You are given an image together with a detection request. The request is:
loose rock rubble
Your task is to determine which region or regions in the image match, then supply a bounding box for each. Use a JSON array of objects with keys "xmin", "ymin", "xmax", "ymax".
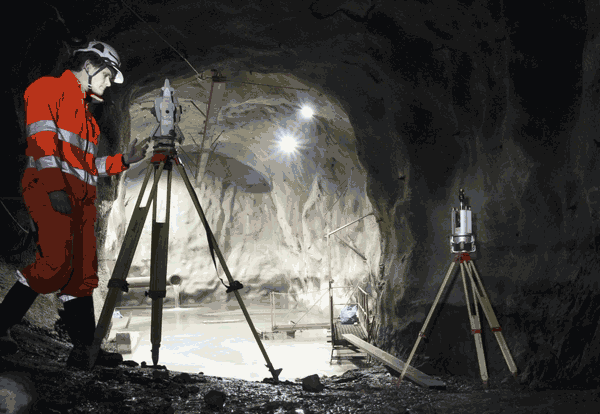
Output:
[
  {"xmin": 1, "ymin": 323, "xmax": 599, "ymax": 413},
  {"xmin": 302, "ymin": 374, "xmax": 325, "ymax": 392}
]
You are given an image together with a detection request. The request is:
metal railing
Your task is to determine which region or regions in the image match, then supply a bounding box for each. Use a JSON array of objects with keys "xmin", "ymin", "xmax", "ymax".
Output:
[
  {"xmin": 329, "ymin": 281, "xmax": 373, "ymax": 341},
  {"xmin": 356, "ymin": 286, "xmax": 370, "ymax": 339},
  {"xmin": 270, "ymin": 289, "xmax": 330, "ymax": 331}
]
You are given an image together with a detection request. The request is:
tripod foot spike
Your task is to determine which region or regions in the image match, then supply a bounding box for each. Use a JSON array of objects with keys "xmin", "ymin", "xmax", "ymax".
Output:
[
  {"xmin": 270, "ymin": 368, "xmax": 282, "ymax": 383},
  {"xmin": 87, "ymin": 340, "xmax": 102, "ymax": 370},
  {"xmin": 152, "ymin": 347, "xmax": 159, "ymax": 367}
]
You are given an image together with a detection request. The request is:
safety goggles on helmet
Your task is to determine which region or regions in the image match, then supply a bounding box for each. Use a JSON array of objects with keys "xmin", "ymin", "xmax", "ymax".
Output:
[{"xmin": 73, "ymin": 41, "xmax": 124, "ymax": 83}]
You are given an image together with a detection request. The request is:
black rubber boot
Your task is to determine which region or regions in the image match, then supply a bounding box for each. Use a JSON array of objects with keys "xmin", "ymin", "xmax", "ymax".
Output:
[
  {"xmin": 0, "ymin": 281, "xmax": 39, "ymax": 356},
  {"xmin": 62, "ymin": 296, "xmax": 123, "ymax": 369}
]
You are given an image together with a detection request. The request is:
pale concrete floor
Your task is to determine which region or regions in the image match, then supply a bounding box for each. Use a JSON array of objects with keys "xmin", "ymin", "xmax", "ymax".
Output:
[{"xmin": 114, "ymin": 306, "xmax": 366, "ymax": 382}]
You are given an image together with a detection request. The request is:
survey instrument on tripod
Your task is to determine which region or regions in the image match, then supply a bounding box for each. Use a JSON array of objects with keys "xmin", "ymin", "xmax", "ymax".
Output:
[
  {"xmin": 87, "ymin": 79, "xmax": 282, "ymax": 382},
  {"xmin": 397, "ymin": 189, "xmax": 517, "ymax": 387}
]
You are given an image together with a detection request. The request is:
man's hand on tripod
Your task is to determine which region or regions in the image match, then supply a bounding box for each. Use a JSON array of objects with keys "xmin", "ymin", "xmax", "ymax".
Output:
[
  {"xmin": 124, "ymin": 137, "xmax": 151, "ymax": 165},
  {"xmin": 48, "ymin": 190, "xmax": 72, "ymax": 214}
]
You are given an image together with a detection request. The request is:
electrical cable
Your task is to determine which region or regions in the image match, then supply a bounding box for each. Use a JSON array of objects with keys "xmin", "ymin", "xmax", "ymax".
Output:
[
  {"xmin": 0, "ymin": 199, "xmax": 38, "ymax": 256},
  {"xmin": 174, "ymin": 144, "xmax": 199, "ymax": 179},
  {"xmin": 275, "ymin": 288, "xmax": 329, "ymax": 328},
  {"xmin": 287, "ymin": 289, "xmax": 329, "ymax": 328},
  {"xmin": 122, "ymin": 0, "xmax": 311, "ymax": 97},
  {"xmin": 121, "ymin": 1, "xmax": 205, "ymax": 83},
  {"xmin": 227, "ymin": 80, "xmax": 310, "ymax": 91},
  {"xmin": 188, "ymin": 100, "xmax": 207, "ymax": 118},
  {"xmin": 0, "ymin": 199, "xmax": 29, "ymax": 234},
  {"xmin": 211, "ymin": 131, "xmax": 224, "ymax": 150},
  {"xmin": 327, "ymin": 167, "xmax": 354, "ymax": 214}
]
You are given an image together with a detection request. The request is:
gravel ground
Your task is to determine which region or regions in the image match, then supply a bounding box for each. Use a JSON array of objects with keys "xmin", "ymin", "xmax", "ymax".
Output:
[{"xmin": 1, "ymin": 322, "xmax": 600, "ymax": 413}]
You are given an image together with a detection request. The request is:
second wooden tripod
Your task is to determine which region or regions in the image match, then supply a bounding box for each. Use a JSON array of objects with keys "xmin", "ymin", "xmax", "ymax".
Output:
[{"xmin": 398, "ymin": 252, "xmax": 518, "ymax": 387}]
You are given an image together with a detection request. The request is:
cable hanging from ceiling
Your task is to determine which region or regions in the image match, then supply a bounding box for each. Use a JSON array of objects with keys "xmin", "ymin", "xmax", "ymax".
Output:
[
  {"xmin": 121, "ymin": 0, "xmax": 311, "ymax": 92},
  {"xmin": 121, "ymin": 0, "xmax": 205, "ymax": 84}
]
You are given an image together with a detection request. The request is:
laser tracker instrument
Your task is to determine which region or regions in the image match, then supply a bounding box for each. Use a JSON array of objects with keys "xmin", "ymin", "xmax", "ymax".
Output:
[
  {"xmin": 397, "ymin": 189, "xmax": 517, "ymax": 388},
  {"xmin": 88, "ymin": 78, "xmax": 282, "ymax": 382},
  {"xmin": 450, "ymin": 189, "xmax": 475, "ymax": 254}
]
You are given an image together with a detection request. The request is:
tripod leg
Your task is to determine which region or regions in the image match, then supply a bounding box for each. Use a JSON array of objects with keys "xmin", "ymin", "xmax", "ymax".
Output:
[
  {"xmin": 174, "ymin": 161, "xmax": 282, "ymax": 383},
  {"xmin": 466, "ymin": 261, "xmax": 518, "ymax": 378},
  {"xmin": 398, "ymin": 260, "xmax": 457, "ymax": 384},
  {"xmin": 460, "ymin": 262, "xmax": 489, "ymax": 387},
  {"xmin": 88, "ymin": 161, "xmax": 167, "ymax": 369},
  {"xmin": 149, "ymin": 167, "xmax": 172, "ymax": 365}
]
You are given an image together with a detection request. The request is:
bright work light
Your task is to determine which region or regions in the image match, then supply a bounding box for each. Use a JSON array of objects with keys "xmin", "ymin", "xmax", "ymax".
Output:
[
  {"xmin": 279, "ymin": 135, "xmax": 298, "ymax": 153},
  {"xmin": 300, "ymin": 106, "xmax": 314, "ymax": 118}
]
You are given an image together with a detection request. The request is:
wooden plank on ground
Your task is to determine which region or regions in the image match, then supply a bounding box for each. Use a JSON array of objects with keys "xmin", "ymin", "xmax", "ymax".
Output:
[{"xmin": 342, "ymin": 334, "xmax": 446, "ymax": 389}]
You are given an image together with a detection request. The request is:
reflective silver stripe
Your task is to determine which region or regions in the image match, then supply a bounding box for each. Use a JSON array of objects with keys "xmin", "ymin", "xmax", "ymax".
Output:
[
  {"xmin": 35, "ymin": 155, "xmax": 60, "ymax": 169},
  {"xmin": 62, "ymin": 159, "xmax": 98, "ymax": 186},
  {"xmin": 26, "ymin": 155, "xmax": 97, "ymax": 186},
  {"xmin": 95, "ymin": 156, "xmax": 108, "ymax": 177},
  {"xmin": 58, "ymin": 294, "xmax": 78, "ymax": 303},
  {"xmin": 26, "ymin": 120, "xmax": 98, "ymax": 157},
  {"xmin": 16, "ymin": 270, "xmax": 29, "ymax": 287}
]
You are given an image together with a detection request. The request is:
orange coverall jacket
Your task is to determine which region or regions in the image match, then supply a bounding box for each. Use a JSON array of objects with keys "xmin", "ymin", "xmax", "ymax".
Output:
[{"xmin": 20, "ymin": 70, "xmax": 129, "ymax": 296}]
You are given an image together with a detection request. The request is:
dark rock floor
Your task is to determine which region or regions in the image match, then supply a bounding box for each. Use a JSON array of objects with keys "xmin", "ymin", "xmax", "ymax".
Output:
[{"xmin": 1, "ymin": 322, "xmax": 599, "ymax": 414}]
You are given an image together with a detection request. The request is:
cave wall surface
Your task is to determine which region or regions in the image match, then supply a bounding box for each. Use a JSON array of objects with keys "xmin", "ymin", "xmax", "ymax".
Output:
[
  {"xmin": 1, "ymin": 0, "xmax": 600, "ymax": 388},
  {"xmin": 102, "ymin": 72, "xmax": 377, "ymax": 312}
]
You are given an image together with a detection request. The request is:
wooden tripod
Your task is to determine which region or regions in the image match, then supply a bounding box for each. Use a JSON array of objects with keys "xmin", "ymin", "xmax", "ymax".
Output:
[
  {"xmin": 87, "ymin": 144, "xmax": 282, "ymax": 382},
  {"xmin": 398, "ymin": 252, "xmax": 517, "ymax": 387}
]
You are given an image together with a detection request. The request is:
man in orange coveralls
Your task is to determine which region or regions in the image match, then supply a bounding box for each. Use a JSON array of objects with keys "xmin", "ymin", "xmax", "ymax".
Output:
[{"xmin": 0, "ymin": 41, "xmax": 150, "ymax": 369}]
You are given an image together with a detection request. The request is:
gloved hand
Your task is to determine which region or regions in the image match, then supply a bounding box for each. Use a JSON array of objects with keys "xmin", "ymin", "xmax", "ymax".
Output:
[
  {"xmin": 48, "ymin": 190, "xmax": 72, "ymax": 214},
  {"xmin": 123, "ymin": 137, "xmax": 151, "ymax": 165}
]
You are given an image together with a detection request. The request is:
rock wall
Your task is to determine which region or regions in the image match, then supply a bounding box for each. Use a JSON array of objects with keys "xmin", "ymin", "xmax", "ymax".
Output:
[
  {"xmin": 103, "ymin": 146, "xmax": 376, "ymax": 310},
  {"xmin": 368, "ymin": 2, "xmax": 600, "ymax": 389}
]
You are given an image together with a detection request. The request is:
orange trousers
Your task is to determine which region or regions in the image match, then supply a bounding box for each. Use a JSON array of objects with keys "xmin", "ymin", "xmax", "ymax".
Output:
[{"xmin": 20, "ymin": 183, "xmax": 98, "ymax": 297}]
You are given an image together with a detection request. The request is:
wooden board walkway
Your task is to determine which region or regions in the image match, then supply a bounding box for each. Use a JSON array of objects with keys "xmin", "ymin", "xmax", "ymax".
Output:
[
  {"xmin": 273, "ymin": 322, "xmax": 330, "ymax": 331},
  {"xmin": 342, "ymin": 334, "xmax": 446, "ymax": 389},
  {"xmin": 333, "ymin": 320, "xmax": 367, "ymax": 344}
]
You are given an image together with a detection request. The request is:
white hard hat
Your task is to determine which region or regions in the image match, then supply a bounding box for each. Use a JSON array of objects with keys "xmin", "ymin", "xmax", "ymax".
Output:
[{"xmin": 74, "ymin": 41, "xmax": 124, "ymax": 83}]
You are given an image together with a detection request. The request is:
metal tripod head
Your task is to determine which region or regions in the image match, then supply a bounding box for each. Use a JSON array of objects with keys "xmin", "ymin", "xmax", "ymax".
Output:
[{"xmin": 450, "ymin": 188, "xmax": 476, "ymax": 253}]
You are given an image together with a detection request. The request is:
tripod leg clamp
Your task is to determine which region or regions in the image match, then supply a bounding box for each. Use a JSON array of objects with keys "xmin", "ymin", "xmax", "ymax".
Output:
[
  {"xmin": 145, "ymin": 290, "xmax": 167, "ymax": 300},
  {"xmin": 226, "ymin": 280, "xmax": 244, "ymax": 293},
  {"xmin": 455, "ymin": 252, "xmax": 472, "ymax": 263},
  {"xmin": 107, "ymin": 279, "xmax": 129, "ymax": 293}
]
